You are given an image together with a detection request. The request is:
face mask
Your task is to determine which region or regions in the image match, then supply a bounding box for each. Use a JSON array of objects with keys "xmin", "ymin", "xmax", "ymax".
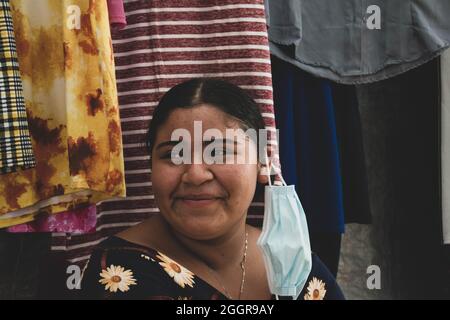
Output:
[{"xmin": 257, "ymin": 155, "xmax": 312, "ymax": 300}]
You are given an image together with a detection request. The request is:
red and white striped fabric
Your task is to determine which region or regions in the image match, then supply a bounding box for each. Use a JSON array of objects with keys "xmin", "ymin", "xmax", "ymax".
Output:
[{"xmin": 51, "ymin": 0, "xmax": 278, "ymax": 267}]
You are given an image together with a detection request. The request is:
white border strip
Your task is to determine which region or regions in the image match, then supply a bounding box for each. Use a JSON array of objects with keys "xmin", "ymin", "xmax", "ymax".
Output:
[
  {"xmin": 113, "ymin": 31, "xmax": 267, "ymax": 44},
  {"xmin": 114, "ymin": 45, "xmax": 269, "ymax": 58},
  {"xmin": 125, "ymin": 4, "xmax": 264, "ymax": 16},
  {"xmin": 116, "ymin": 72, "xmax": 271, "ymax": 83},
  {"xmin": 115, "ymin": 58, "xmax": 270, "ymax": 71}
]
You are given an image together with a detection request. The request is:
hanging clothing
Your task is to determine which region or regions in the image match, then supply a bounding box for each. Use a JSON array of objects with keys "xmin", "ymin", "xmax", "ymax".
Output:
[
  {"xmin": 352, "ymin": 58, "xmax": 443, "ymax": 299},
  {"xmin": 271, "ymin": 55, "xmax": 345, "ymax": 234},
  {"xmin": 7, "ymin": 205, "xmax": 96, "ymax": 233},
  {"xmin": 310, "ymin": 232, "xmax": 341, "ymax": 278},
  {"xmin": 441, "ymin": 49, "xmax": 450, "ymax": 244},
  {"xmin": 20, "ymin": 0, "xmax": 130, "ymax": 236},
  {"xmin": 332, "ymin": 83, "xmax": 371, "ymax": 225},
  {"xmin": 18, "ymin": 0, "xmax": 128, "ymax": 234},
  {"xmin": 107, "ymin": 0, "xmax": 126, "ymax": 30},
  {"xmin": 0, "ymin": 230, "xmax": 51, "ymax": 299},
  {"xmin": 79, "ymin": 236, "xmax": 345, "ymax": 300},
  {"xmin": 271, "ymin": 55, "xmax": 347, "ymax": 275},
  {"xmin": 266, "ymin": 0, "xmax": 450, "ymax": 84},
  {"xmin": 0, "ymin": 0, "xmax": 126, "ymax": 229},
  {"xmin": 0, "ymin": 0, "xmax": 35, "ymax": 174},
  {"xmin": 50, "ymin": 0, "xmax": 279, "ymax": 270},
  {"xmin": 16, "ymin": 0, "xmax": 128, "ymax": 235}
]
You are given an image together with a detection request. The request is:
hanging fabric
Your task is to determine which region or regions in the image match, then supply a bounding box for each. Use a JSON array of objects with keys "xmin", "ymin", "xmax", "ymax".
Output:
[
  {"xmin": 0, "ymin": 0, "xmax": 126, "ymax": 229},
  {"xmin": 266, "ymin": 0, "xmax": 450, "ymax": 84},
  {"xmin": 107, "ymin": 0, "xmax": 126, "ymax": 30},
  {"xmin": 50, "ymin": 0, "xmax": 279, "ymax": 270},
  {"xmin": 0, "ymin": 0, "xmax": 35, "ymax": 174},
  {"xmin": 0, "ymin": 230, "xmax": 51, "ymax": 299},
  {"xmin": 441, "ymin": 48, "xmax": 450, "ymax": 244},
  {"xmin": 332, "ymin": 83, "xmax": 371, "ymax": 225},
  {"xmin": 271, "ymin": 55, "xmax": 345, "ymax": 234},
  {"xmin": 8, "ymin": 0, "xmax": 127, "ymax": 235},
  {"xmin": 349, "ymin": 58, "xmax": 442, "ymax": 299},
  {"xmin": 271, "ymin": 55, "xmax": 344, "ymax": 275},
  {"xmin": 7, "ymin": 205, "xmax": 96, "ymax": 233}
]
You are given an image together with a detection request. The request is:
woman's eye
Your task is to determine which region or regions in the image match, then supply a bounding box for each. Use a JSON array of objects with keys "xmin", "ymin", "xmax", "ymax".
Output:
[
  {"xmin": 173, "ymin": 154, "xmax": 183, "ymax": 161},
  {"xmin": 212, "ymin": 149, "xmax": 227, "ymax": 157},
  {"xmin": 211, "ymin": 149, "xmax": 236, "ymax": 160},
  {"xmin": 160, "ymin": 152, "xmax": 172, "ymax": 159},
  {"xmin": 160, "ymin": 150, "xmax": 182, "ymax": 160}
]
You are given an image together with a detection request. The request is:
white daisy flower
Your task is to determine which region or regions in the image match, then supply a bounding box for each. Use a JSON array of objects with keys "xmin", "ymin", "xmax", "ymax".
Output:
[
  {"xmin": 141, "ymin": 254, "xmax": 150, "ymax": 261},
  {"xmin": 156, "ymin": 252, "xmax": 195, "ymax": 288},
  {"xmin": 99, "ymin": 265, "xmax": 137, "ymax": 293},
  {"xmin": 304, "ymin": 277, "xmax": 327, "ymax": 300}
]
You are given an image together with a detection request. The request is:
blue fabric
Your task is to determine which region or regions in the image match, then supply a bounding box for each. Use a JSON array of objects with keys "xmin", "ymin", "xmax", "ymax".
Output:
[{"xmin": 271, "ymin": 56, "xmax": 345, "ymax": 234}]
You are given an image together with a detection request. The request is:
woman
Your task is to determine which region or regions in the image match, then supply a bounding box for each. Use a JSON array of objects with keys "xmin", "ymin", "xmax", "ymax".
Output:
[{"xmin": 80, "ymin": 78, "xmax": 344, "ymax": 300}]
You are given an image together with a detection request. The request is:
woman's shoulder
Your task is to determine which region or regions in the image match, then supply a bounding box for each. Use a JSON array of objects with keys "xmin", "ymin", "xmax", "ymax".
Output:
[
  {"xmin": 299, "ymin": 253, "xmax": 345, "ymax": 300},
  {"xmin": 95, "ymin": 235, "xmax": 153, "ymax": 253},
  {"xmin": 89, "ymin": 236, "xmax": 160, "ymax": 271},
  {"xmin": 78, "ymin": 236, "xmax": 184, "ymax": 299},
  {"xmin": 79, "ymin": 235, "xmax": 228, "ymax": 300}
]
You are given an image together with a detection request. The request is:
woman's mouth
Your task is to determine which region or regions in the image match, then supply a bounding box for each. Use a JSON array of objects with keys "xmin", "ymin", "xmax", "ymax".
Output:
[
  {"xmin": 175, "ymin": 194, "xmax": 222, "ymax": 208},
  {"xmin": 180, "ymin": 198, "xmax": 219, "ymax": 207}
]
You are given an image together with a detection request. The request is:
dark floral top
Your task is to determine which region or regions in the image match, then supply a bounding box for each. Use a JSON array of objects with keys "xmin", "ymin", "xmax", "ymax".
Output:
[{"xmin": 79, "ymin": 237, "xmax": 345, "ymax": 300}]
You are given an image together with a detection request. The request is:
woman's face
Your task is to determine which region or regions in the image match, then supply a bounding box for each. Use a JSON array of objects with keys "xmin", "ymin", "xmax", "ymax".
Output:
[{"xmin": 151, "ymin": 104, "xmax": 262, "ymax": 240}]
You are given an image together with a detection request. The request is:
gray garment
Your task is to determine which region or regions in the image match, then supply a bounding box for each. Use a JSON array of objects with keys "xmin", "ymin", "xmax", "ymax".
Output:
[
  {"xmin": 338, "ymin": 58, "xmax": 447, "ymax": 299},
  {"xmin": 266, "ymin": 0, "xmax": 450, "ymax": 84}
]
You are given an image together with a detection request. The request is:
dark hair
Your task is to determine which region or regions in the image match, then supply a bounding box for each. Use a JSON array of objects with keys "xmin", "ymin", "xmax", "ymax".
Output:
[{"xmin": 146, "ymin": 78, "xmax": 266, "ymax": 153}]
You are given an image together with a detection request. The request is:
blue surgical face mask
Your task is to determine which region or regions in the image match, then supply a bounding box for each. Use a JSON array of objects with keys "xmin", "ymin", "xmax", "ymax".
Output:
[{"xmin": 257, "ymin": 160, "xmax": 312, "ymax": 300}]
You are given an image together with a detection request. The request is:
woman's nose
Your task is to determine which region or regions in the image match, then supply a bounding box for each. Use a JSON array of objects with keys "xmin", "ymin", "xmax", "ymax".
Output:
[{"xmin": 181, "ymin": 163, "xmax": 214, "ymax": 186}]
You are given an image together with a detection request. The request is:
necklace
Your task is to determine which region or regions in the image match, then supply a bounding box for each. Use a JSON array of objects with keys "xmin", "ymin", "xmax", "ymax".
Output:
[
  {"xmin": 168, "ymin": 224, "xmax": 249, "ymax": 300},
  {"xmin": 205, "ymin": 230, "xmax": 248, "ymax": 300}
]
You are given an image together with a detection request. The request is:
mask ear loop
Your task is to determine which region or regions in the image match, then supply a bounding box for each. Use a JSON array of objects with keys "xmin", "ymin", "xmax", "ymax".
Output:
[
  {"xmin": 264, "ymin": 147, "xmax": 288, "ymax": 187},
  {"xmin": 278, "ymin": 171, "xmax": 288, "ymax": 187}
]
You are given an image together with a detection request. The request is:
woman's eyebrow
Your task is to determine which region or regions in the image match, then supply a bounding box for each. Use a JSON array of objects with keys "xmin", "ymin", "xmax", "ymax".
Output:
[
  {"xmin": 156, "ymin": 140, "xmax": 181, "ymax": 150},
  {"xmin": 156, "ymin": 138, "xmax": 240, "ymax": 150},
  {"xmin": 204, "ymin": 138, "xmax": 239, "ymax": 145}
]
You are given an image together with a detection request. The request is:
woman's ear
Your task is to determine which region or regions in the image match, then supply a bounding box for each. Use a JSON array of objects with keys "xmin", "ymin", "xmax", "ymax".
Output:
[{"xmin": 257, "ymin": 164, "xmax": 270, "ymax": 184}]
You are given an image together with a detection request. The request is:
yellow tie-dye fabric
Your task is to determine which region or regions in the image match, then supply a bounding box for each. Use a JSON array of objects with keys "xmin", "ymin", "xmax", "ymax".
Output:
[{"xmin": 0, "ymin": 0, "xmax": 125, "ymax": 228}]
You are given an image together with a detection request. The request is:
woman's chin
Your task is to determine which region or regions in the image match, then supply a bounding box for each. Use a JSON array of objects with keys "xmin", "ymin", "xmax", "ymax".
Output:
[{"xmin": 172, "ymin": 217, "xmax": 228, "ymax": 240}]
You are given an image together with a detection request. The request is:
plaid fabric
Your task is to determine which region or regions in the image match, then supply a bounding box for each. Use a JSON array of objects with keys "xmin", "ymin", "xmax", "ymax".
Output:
[{"xmin": 0, "ymin": 0, "xmax": 35, "ymax": 174}]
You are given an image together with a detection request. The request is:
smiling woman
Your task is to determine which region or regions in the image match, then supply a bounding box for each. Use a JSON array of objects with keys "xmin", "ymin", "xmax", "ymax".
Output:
[
  {"xmin": 79, "ymin": 78, "xmax": 345, "ymax": 300},
  {"xmin": 147, "ymin": 79, "xmax": 267, "ymax": 243}
]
